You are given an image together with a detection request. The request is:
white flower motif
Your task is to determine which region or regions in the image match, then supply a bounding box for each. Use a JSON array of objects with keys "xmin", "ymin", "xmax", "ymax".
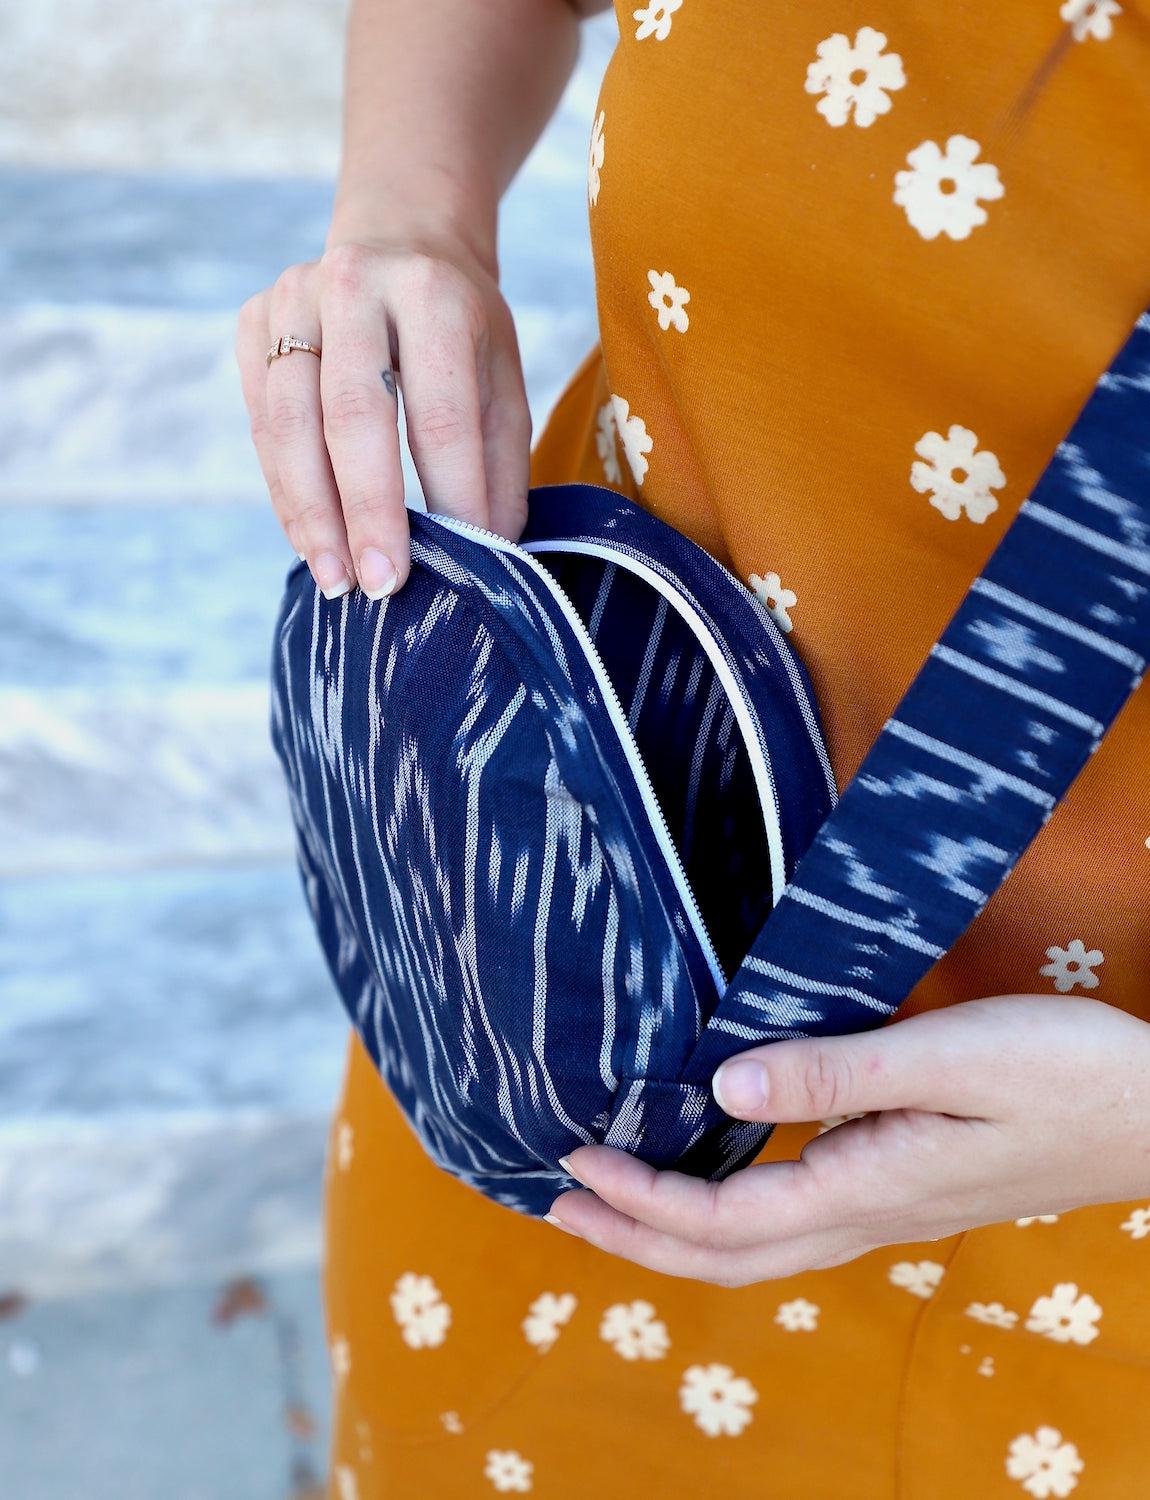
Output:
[
  {"xmin": 609, "ymin": 394, "xmax": 653, "ymax": 485},
  {"xmin": 599, "ymin": 1300, "xmax": 670, "ymax": 1360},
  {"xmin": 816, "ymin": 1111, "xmax": 868, "ymax": 1134},
  {"xmin": 390, "ymin": 1272, "xmax": 452, "ymax": 1349},
  {"xmin": 522, "ymin": 1292, "xmax": 577, "ymax": 1351},
  {"xmin": 910, "ymin": 425, "xmax": 1006, "ymax": 523},
  {"xmin": 1061, "ymin": 0, "xmax": 1121, "ymax": 41},
  {"xmin": 965, "ymin": 1300, "xmax": 1019, "ymax": 1329},
  {"xmin": 978, "ymin": 1355, "xmax": 996, "ymax": 1377},
  {"xmin": 1006, "ymin": 1426, "xmax": 1085, "ymax": 1498},
  {"xmin": 775, "ymin": 1297, "xmax": 820, "ymax": 1332},
  {"xmin": 679, "ymin": 1363, "xmax": 758, "ymax": 1437},
  {"xmin": 805, "ymin": 27, "xmax": 906, "ymax": 128},
  {"xmin": 633, "ymin": 0, "xmax": 682, "ymax": 41},
  {"xmin": 1040, "ymin": 939, "xmax": 1104, "ymax": 993},
  {"xmin": 336, "ymin": 1120, "xmax": 354, "ymax": 1171},
  {"xmin": 484, "ymin": 1449, "xmax": 534, "ymax": 1493},
  {"xmin": 440, "ymin": 1410, "xmax": 464, "ymax": 1434},
  {"xmin": 647, "ymin": 269, "xmax": 690, "ymax": 332},
  {"xmin": 894, "ymin": 135, "xmax": 1004, "ymax": 241},
  {"xmin": 748, "ymin": 571, "xmax": 798, "ymax": 633},
  {"xmin": 1016, "ymin": 1215, "xmax": 1060, "ymax": 1226},
  {"xmin": 1025, "ymin": 1283, "xmax": 1102, "ymax": 1346},
  {"xmin": 334, "ymin": 1466, "xmax": 359, "ymax": 1500},
  {"xmin": 889, "ymin": 1259, "xmax": 945, "ymax": 1299},
  {"xmin": 1120, "ymin": 1205, "xmax": 1150, "ymax": 1240},
  {"xmin": 330, "ymin": 1334, "xmax": 351, "ymax": 1381},
  {"xmin": 588, "ymin": 109, "xmax": 605, "ymax": 207},
  {"xmin": 595, "ymin": 400, "xmax": 623, "ymax": 486}
]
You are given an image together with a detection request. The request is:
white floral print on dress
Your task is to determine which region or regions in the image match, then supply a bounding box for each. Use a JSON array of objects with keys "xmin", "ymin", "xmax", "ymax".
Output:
[
  {"xmin": 336, "ymin": 1120, "xmax": 354, "ymax": 1171},
  {"xmin": 911, "ymin": 425, "xmax": 1006, "ymax": 523},
  {"xmin": 1040, "ymin": 939, "xmax": 1103, "ymax": 993},
  {"xmin": 484, "ymin": 1449, "xmax": 534, "ymax": 1493},
  {"xmin": 440, "ymin": 1410, "xmax": 465, "ymax": 1435},
  {"xmin": 1016, "ymin": 1214, "xmax": 1060, "ymax": 1226},
  {"xmin": 1006, "ymin": 1426, "xmax": 1084, "ymax": 1498},
  {"xmin": 1025, "ymin": 1283, "xmax": 1102, "ymax": 1345},
  {"xmin": 609, "ymin": 394, "xmax": 654, "ymax": 484},
  {"xmin": 595, "ymin": 400, "xmax": 623, "ymax": 486},
  {"xmin": 679, "ymin": 1363, "xmax": 758, "ymax": 1436},
  {"xmin": 330, "ymin": 1334, "xmax": 351, "ymax": 1381},
  {"xmin": 894, "ymin": 135, "xmax": 1003, "ymax": 241},
  {"xmin": 1120, "ymin": 1205, "xmax": 1150, "ymax": 1240},
  {"xmin": 588, "ymin": 110, "xmax": 605, "ymax": 207},
  {"xmin": 647, "ymin": 270, "xmax": 690, "ymax": 332},
  {"xmin": 390, "ymin": 1272, "xmax": 452, "ymax": 1349},
  {"xmin": 965, "ymin": 1300, "xmax": 1019, "ymax": 1329},
  {"xmin": 978, "ymin": 1355, "xmax": 996, "ymax": 1377},
  {"xmin": 600, "ymin": 1299, "xmax": 670, "ymax": 1360},
  {"xmin": 805, "ymin": 28, "xmax": 906, "ymax": 128},
  {"xmin": 775, "ymin": 1297, "xmax": 820, "ymax": 1332},
  {"xmin": 1061, "ymin": 0, "xmax": 1121, "ymax": 41},
  {"xmin": 522, "ymin": 1291, "xmax": 577, "ymax": 1351},
  {"xmin": 748, "ymin": 571, "xmax": 798, "ymax": 633},
  {"xmin": 633, "ymin": 0, "xmax": 682, "ymax": 41},
  {"xmin": 888, "ymin": 1259, "xmax": 945, "ymax": 1298},
  {"xmin": 334, "ymin": 1465, "xmax": 359, "ymax": 1500}
]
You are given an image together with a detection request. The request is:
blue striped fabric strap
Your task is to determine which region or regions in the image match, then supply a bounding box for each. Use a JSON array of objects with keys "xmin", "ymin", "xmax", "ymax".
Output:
[{"xmin": 604, "ymin": 311, "xmax": 1150, "ymax": 1176}]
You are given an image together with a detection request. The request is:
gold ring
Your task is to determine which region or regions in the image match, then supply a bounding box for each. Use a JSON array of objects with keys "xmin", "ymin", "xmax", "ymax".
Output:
[{"xmin": 266, "ymin": 335, "xmax": 322, "ymax": 368}]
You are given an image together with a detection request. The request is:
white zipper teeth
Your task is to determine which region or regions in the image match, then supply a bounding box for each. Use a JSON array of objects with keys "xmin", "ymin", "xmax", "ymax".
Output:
[{"xmin": 428, "ymin": 511, "xmax": 729, "ymax": 993}]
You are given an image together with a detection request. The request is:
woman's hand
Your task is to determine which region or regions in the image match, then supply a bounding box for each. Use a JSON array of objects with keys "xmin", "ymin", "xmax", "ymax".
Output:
[
  {"xmin": 235, "ymin": 235, "xmax": 533, "ymax": 601},
  {"xmin": 547, "ymin": 995, "xmax": 1150, "ymax": 1286}
]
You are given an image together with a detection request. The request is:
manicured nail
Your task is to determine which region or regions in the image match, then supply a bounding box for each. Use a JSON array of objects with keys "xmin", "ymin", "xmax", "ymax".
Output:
[
  {"xmin": 558, "ymin": 1153, "xmax": 586, "ymax": 1184},
  {"xmin": 297, "ymin": 551, "xmax": 307, "ymax": 562},
  {"xmin": 544, "ymin": 1213, "xmax": 581, "ymax": 1236},
  {"xmin": 713, "ymin": 1059, "xmax": 768, "ymax": 1115},
  {"xmin": 312, "ymin": 552, "xmax": 351, "ymax": 600},
  {"xmin": 358, "ymin": 548, "xmax": 398, "ymax": 601}
]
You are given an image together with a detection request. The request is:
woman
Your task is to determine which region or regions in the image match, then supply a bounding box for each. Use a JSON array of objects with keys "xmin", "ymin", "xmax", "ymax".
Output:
[{"xmin": 236, "ymin": 2, "xmax": 1150, "ymax": 1495}]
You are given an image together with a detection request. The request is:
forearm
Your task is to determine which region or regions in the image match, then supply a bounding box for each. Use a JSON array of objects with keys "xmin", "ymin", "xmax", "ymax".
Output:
[{"xmin": 328, "ymin": 0, "xmax": 587, "ymax": 272}]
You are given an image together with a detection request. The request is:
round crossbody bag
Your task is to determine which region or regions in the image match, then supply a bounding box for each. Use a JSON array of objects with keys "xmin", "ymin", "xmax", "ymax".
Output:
[{"xmin": 270, "ymin": 312, "xmax": 1150, "ymax": 1218}]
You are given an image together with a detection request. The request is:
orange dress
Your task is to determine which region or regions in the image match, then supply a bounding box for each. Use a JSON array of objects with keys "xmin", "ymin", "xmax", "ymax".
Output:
[{"xmin": 326, "ymin": 4, "xmax": 1150, "ymax": 1495}]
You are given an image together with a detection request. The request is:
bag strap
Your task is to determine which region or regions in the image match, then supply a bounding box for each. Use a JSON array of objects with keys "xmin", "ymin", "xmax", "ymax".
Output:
[{"xmin": 602, "ymin": 310, "xmax": 1150, "ymax": 1173}]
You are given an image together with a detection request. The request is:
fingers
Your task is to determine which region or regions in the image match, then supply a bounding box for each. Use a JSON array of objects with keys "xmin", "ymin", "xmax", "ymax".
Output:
[
  {"xmin": 318, "ymin": 246, "xmax": 410, "ymax": 598},
  {"xmin": 554, "ymin": 1145, "xmax": 826, "ymax": 1249},
  {"xmin": 235, "ymin": 290, "xmax": 298, "ymax": 550},
  {"xmin": 548, "ymin": 1180, "xmax": 864, "ymax": 1288},
  {"xmin": 238, "ymin": 246, "xmax": 535, "ymax": 592},
  {"xmin": 266, "ymin": 263, "xmax": 355, "ymax": 599},
  {"xmin": 479, "ymin": 326, "xmax": 533, "ymax": 542},
  {"xmin": 394, "ymin": 259, "xmax": 490, "ymax": 527},
  {"xmin": 711, "ymin": 1007, "xmax": 997, "ymax": 1128}
]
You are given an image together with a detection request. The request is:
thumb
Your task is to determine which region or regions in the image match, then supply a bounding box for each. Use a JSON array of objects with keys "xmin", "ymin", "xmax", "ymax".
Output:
[{"xmin": 710, "ymin": 1009, "xmax": 977, "ymax": 1123}]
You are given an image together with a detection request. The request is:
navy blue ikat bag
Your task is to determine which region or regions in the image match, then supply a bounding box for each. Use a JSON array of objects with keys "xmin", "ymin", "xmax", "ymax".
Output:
[{"xmin": 270, "ymin": 314, "xmax": 1150, "ymax": 1218}]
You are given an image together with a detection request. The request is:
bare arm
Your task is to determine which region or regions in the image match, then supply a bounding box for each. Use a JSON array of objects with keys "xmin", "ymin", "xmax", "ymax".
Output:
[{"xmin": 236, "ymin": 0, "xmax": 609, "ymax": 601}]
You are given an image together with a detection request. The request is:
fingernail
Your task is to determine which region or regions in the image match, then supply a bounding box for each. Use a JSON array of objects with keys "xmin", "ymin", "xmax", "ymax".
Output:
[
  {"xmin": 558, "ymin": 1153, "xmax": 586, "ymax": 1184},
  {"xmin": 358, "ymin": 548, "xmax": 398, "ymax": 601},
  {"xmin": 713, "ymin": 1059, "xmax": 768, "ymax": 1115},
  {"xmin": 297, "ymin": 551, "xmax": 307, "ymax": 562},
  {"xmin": 313, "ymin": 552, "xmax": 351, "ymax": 600},
  {"xmin": 544, "ymin": 1213, "xmax": 581, "ymax": 1236}
]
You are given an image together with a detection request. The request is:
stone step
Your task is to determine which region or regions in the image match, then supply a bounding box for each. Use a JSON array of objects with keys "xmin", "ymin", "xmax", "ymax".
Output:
[
  {"xmin": 0, "ymin": 864, "xmax": 347, "ymax": 1295},
  {"xmin": 1, "ymin": 1266, "xmax": 332, "ymax": 1500}
]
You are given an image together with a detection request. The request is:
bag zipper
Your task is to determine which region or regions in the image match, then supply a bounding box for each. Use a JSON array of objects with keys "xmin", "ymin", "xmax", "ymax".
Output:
[{"xmin": 427, "ymin": 511, "xmax": 782, "ymax": 996}]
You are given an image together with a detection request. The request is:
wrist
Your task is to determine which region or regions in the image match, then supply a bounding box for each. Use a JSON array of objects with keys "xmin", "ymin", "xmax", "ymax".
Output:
[{"xmin": 326, "ymin": 191, "xmax": 499, "ymax": 282}]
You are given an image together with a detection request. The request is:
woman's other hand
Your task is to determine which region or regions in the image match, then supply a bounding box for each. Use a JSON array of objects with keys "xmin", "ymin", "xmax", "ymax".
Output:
[
  {"xmin": 548, "ymin": 995, "xmax": 1150, "ymax": 1286},
  {"xmin": 235, "ymin": 235, "xmax": 532, "ymax": 601}
]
